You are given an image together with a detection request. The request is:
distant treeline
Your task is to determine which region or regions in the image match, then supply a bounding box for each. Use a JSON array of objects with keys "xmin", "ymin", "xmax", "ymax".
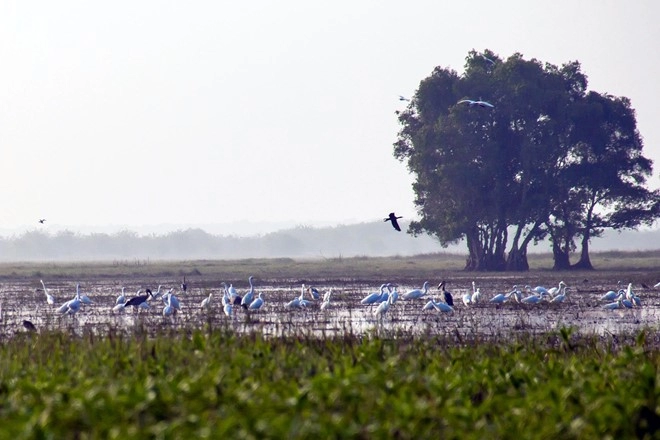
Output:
[
  {"xmin": 0, "ymin": 222, "xmax": 442, "ymax": 261},
  {"xmin": 0, "ymin": 222, "xmax": 658, "ymax": 261}
]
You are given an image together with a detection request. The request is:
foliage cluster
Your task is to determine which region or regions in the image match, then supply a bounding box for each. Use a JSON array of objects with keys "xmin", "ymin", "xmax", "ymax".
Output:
[
  {"xmin": 1, "ymin": 328, "xmax": 659, "ymax": 438},
  {"xmin": 395, "ymin": 50, "xmax": 660, "ymax": 272}
]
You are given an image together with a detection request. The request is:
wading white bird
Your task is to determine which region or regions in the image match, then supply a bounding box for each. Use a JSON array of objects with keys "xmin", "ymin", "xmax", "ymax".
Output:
[
  {"xmin": 361, "ymin": 284, "xmax": 388, "ymax": 305},
  {"xmin": 40, "ymin": 279, "xmax": 55, "ymax": 305},
  {"xmin": 249, "ymin": 292, "xmax": 264, "ymax": 311},
  {"xmin": 601, "ymin": 289, "xmax": 622, "ymax": 302},
  {"xmin": 115, "ymin": 287, "xmax": 126, "ymax": 305},
  {"xmin": 489, "ymin": 293, "xmax": 506, "ymax": 304},
  {"xmin": 549, "ymin": 287, "xmax": 569, "ymax": 304},
  {"xmin": 164, "ymin": 290, "xmax": 180, "ymax": 311},
  {"xmin": 200, "ymin": 292, "xmax": 212, "ymax": 310},
  {"xmin": 603, "ymin": 297, "xmax": 623, "ymax": 310},
  {"xmin": 547, "ymin": 281, "xmax": 566, "ymax": 296},
  {"xmin": 403, "ymin": 281, "xmax": 430, "ymax": 300},
  {"xmin": 76, "ymin": 284, "xmax": 93, "ymax": 305},
  {"xmin": 163, "ymin": 294, "xmax": 174, "ymax": 316},
  {"xmin": 374, "ymin": 292, "xmax": 394, "ymax": 319},
  {"xmin": 241, "ymin": 276, "xmax": 256, "ymax": 309},
  {"xmin": 321, "ymin": 289, "xmax": 333, "ymax": 310}
]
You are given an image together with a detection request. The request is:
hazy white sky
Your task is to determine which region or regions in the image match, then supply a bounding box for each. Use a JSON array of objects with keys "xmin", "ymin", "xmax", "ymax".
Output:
[{"xmin": 1, "ymin": 1, "xmax": 658, "ymax": 235}]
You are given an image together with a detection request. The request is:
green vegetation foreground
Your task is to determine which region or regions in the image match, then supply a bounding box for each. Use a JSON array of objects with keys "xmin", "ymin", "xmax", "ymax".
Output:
[{"xmin": 1, "ymin": 328, "xmax": 659, "ymax": 439}]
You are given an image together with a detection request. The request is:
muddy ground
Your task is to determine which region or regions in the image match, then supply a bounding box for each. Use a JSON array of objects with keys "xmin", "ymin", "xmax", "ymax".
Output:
[{"xmin": 1, "ymin": 268, "xmax": 659, "ymax": 340}]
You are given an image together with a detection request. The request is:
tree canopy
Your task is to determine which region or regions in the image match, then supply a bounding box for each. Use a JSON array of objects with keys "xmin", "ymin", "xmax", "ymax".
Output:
[{"xmin": 394, "ymin": 50, "xmax": 659, "ymax": 271}]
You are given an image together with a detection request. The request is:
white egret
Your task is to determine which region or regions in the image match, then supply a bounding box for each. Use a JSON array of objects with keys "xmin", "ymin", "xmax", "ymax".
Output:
[
  {"xmin": 654, "ymin": 282, "xmax": 660, "ymax": 288},
  {"xmin": 200, "ymin": 292, "xmax": 212, "ymax": 310},
  {"xmin": 286, "ymin": 296, "xmax": 302, "ymax": 309},
  {"xmin": 402, "ymin": 281, "xmax": 430, "ymax": 300},
  {"xmin": 601, "ymin": 290, "xmax": 621, "ymax": 302},
  {"xmin": 321, "ymin": 289, "xmax": 333, "ymax": 310},
  {"xmin": 434, "ymin": 301, "xmax": 454, "ymax": 313},
  {"xmin": 115, "ymin": 287, "xmax": 126, "ymax": 306},
  {"xmin": 521, "ymin": 290, "xmax": 542, "ymax": 304},
  {"xmin": 249, "ymin": 293, "xmax": 264, "ymax": 311},
  {"xmin": 603, "ymin": 298, "xmax": 623, "ymax": 310},
  {"xmin": 457, "ymin": 99, "xmax": 494, "ymax": 108},
  {"xmin": 163, "ymin": 294, "xmax": 174, "ymax": 316},
  {"xmin": 361, "ymin": 284, "xmax": 388, "ymax": 305},
  {"xmin": 489, "ymin": 293, "xmax": 506, "ymax": 304},
  {"xmin": 549, "ymin": 287, "xmax": 569, "ymax": 304},
  {"xmin": 241, "ymin": 276, "xmax": 256, "ymax": 309},
  {"xmin": 298, "ymin": 285, "xmax": 312, "ymax": 308},
  {"xmin": 482, "ymin": 54, "xmax": 496, "ymax": 65},
  {"xmin": 462, "ymin": 292, "xmax": 472, "ymax": 307},
  {"xmin": 223, "ymin": 302, "xmax": 233, "ymax": 317},
  {"xmin": 625, "ymin": 283, "xmax": 634, "ymax": 301},
  {"xmin": 40, "ymin": 280, "xmax": 55, "ymax": 305},
  {"xmin": 76, "ymin": 284, "xmax": 93, "ymax": 305},
  {"xmin": 374, "ymin": 292, "xmax": 394, "ymax": 319},
  {"xmin": 165, "ymin": 290, "xmax": 181, "ymax": 311},
  {"xmin": 547, "ymin": 281, "xmax": 566, "ymax": 296}
]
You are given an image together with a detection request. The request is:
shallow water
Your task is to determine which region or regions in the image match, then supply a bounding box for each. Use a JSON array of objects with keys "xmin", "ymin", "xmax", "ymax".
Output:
[{"xmin": 1, "ymin": 278, "xmax": 658, "ymax": 339}]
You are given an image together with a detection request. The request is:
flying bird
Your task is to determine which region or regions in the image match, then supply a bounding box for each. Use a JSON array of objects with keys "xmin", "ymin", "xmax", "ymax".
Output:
[
  {"xmin": 482, "ymin": 55, "xmax": 496, "ymax": 66},
  {"xmin": 384, "ymin": 212, "xmax": 402, "ymax": 231},
  {"xmin": 38, "ymin": 219, "xmax": 46, "ymax": 224},
  {"xmin": 398, "ymin": 95, "xmax": 410, "ymax": 102},
  {"xmin": 457, "ymin": 99, "xmax": 494, "ymax": 108}
]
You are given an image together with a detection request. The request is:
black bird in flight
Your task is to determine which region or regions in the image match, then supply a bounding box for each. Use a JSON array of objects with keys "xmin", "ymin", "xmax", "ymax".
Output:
[
  {"xmin": 38, "ymin": 219, "xmax": 46, "ymax": 224},
  {"xmin": 384, "ymin": 212, "xmax": 402, "ymax": 231}
]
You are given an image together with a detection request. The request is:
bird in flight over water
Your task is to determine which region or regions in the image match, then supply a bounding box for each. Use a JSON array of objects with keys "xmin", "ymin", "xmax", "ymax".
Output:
[
  {"xmin": 38, "ymin": 219, "xmax": 46, "ymax": 224},
  {"xmin": 384, "ymin": 212, "xmax": 402, "ymax": 231}
]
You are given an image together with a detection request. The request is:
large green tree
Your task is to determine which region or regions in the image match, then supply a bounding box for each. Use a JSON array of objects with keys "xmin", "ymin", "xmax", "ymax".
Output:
[{"xmin": 394, "ymin": 50, "xmax": 658, "ymax": 271}]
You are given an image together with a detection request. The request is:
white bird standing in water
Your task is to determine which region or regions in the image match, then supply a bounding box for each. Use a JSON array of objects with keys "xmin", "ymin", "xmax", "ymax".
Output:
[
  {"xmin": 403, "ymin": 281, "xmax": 430, "ymax": 300},
  {"xmin": 163, "ymin": 294, "xmax": 174, "ymax": 316},
  {"xmin": 200, "ymin": 292, "xmax": 212, "ymax": 310},
  {"xmin": 249, "ymin": 292, "xmax": 264, "ymax": 311},
  {"xmin": 361, "ymin": 284, "xmax": 388, "ymax": 305},
  {"xmin": 40, "ymin": 279, "xmax": 55, "ymax": 305},
  {"xmin": 374, "ymin": 291, "xmax": 394, "ymax": 319},
  {"xmin": 241, "ymin": 276, "xmax": 256, "ymax": 309},
  {"xmin": 320, "ymin": 289, "xmax": 333, "ymax": 310},
  {"xmin": 115, "ymin": 287, "xmax": 126, "ymax": 305}
]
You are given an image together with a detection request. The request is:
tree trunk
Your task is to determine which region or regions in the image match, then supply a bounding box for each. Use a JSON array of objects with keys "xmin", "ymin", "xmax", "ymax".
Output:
[
  {"xmin": 552, "ymin": 241, "xmax": 572, "ymax": 270},
  {"xmin": 506, "ymin": 245, "xmax": 529, "ymax": 271},
  {"xmin": 572, "ymin": 232, "xmax": 594, "ymax": 270},
  {"xmin": 464, "ymin": 230, "xmax": 484, "ymax": 271}
]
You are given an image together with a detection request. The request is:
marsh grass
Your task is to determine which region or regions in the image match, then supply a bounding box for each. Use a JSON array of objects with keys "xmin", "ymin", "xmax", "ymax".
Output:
[{"xmin": 1, "ymin": 326, "xmax": 659, "ymax": 438}]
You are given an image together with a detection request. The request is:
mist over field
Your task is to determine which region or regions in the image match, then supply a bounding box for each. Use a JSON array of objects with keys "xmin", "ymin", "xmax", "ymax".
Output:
[{"xmin": 0, "ymin": 221, "xmax": 658, "ymax": 261}]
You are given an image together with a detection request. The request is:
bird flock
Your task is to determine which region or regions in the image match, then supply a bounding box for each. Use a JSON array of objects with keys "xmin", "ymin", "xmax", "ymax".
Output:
[{"xmin": 14, "ymin": 277, "xmax": 653, "ymax": 334}]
